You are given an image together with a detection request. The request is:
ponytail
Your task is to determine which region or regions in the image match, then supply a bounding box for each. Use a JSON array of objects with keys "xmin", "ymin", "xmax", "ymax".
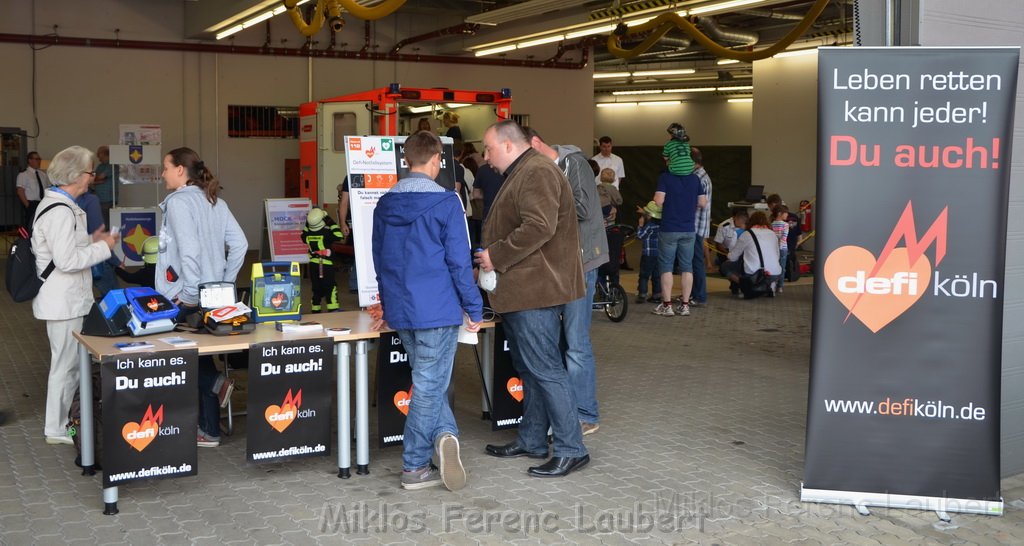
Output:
[{"xmin": 167, "ymin": 147, "xmax": 220, "ymax": 205}]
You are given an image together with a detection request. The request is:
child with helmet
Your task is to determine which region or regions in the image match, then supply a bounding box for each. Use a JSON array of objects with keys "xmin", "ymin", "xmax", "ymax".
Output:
[
  {"xmin": 663, "ymin": 122, "xmax": 695, "ymax": 177},
  {"xmin": 115, "ymin": 236, "xmax": 159, "ymax": 288},
  {"xmin": 301, "ymin": 207, "xmax": 345, "ymax": 312}
]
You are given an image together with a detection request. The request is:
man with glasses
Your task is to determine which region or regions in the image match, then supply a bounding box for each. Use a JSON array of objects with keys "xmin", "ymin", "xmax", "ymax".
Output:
[{"xmin": 16, "ymin": 152, "xmax": 51, "ymax": 231}]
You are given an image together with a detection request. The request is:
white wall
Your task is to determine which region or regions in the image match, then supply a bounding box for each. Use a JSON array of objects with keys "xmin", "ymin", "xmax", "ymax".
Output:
[
  {"xmin": 751, "ymin": 53, "xmax": 819, "ymax": 206},
  {"xmin": 594, "ymin": 100, "xmax": 753, "ymax": 147},
  {"xmin": 0, "ymin": 0, "xmax": 594, "ymax": 246}
]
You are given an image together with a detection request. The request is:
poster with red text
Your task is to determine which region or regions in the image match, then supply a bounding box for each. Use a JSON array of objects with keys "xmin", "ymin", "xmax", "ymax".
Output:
[{"xmin": 803, "ymin": 47, "xmax": 1018, "ymax": 516}]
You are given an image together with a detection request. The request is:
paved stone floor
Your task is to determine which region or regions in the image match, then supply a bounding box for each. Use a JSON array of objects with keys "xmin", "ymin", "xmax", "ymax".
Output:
[{"xmin": 1, "ymin": 269, "xmax": 1023, "ymax": 545}]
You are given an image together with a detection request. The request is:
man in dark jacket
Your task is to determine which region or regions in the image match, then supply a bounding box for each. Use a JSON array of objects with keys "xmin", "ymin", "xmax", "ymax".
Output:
[
  {"xmin": 372, "ymin": 131, "xmax": 483, "ymax": 492},
  {"xmin": 525, "ymin": 128, "xmax": 608, "ymax": 437},
  {"xmin": 476, "ymin": 120, "xmax": 590, "ymax": 478}
]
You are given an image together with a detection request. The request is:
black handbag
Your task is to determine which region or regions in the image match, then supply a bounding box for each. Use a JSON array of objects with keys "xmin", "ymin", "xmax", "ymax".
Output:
[{"xmin": 740, "ymin": 231, "xmax": 775, "ymax": 299}]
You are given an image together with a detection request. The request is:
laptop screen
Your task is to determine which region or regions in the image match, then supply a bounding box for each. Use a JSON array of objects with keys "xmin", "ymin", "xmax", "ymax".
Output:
[{"xmin": 743, "ymin": 185, "xmax": 764, "ymax": 203}]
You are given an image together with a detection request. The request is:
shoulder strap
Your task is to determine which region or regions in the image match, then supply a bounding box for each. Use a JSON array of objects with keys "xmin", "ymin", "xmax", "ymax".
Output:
[
  {"xmin": 749, "ymin": 229, "xmax": 766, "ymax": 269},
  {"xmin": 34, "ymin": 202, "xmax": 74, "ymax": 281}
]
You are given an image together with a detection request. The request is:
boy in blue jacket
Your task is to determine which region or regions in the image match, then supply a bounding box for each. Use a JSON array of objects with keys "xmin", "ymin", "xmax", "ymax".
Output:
[{"xmin": 371, "ymin": 131, "xmax": 483, "ymax": 492}]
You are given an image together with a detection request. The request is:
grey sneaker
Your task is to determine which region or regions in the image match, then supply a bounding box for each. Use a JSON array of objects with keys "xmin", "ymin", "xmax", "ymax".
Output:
[
  {"xmin": 675, "ymin": 303, "xmax": 691, "ymax": 316},
  {"xmin": 197, "ymin": 430, "xmax": 221, "ymax": 448},
  {"xmin": 401, "ymin": 465, "xmax": 442, "ymax": 490},
  {"xmin": 581, "ymin": 422, "xmax": 600, "ymax": 436},
  {"xmin": 436, "ymin": 433, "xmax": 467, "ymax": 491},
  {"xmin": 652, "ymin": 303, "xmax": 675, "ymax": 316}
]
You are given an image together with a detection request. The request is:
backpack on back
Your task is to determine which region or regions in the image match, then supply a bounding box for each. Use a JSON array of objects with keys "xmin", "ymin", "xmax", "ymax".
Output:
[{"xmin": 5, "ymin": 202, "xmax": 72, "ymax": 303}]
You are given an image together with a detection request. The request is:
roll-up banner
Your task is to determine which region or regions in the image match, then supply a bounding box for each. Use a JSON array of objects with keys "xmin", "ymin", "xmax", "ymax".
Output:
[{"xmin": 804, "ymin": 47, "xmax": 1018, "ymax": 516}]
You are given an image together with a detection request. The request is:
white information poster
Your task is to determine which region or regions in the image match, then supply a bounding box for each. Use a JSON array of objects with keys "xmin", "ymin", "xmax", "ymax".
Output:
[
  {"xmin": 118, "ymin": 124, "xmax": 162, "ymax": 184},
  {"xmin": 265, "ymin": 198, "xmax": 312, "ymax": 263},
  {"xmin": 343, "ymin": 135, "xmax": 458, "ymax": 308}
]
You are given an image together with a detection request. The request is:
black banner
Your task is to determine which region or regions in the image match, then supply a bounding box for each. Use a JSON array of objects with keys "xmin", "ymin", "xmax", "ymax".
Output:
[
  {"xmin": 805, "ymin": 47, "xmax": 1018, "ymax": 512},
  {"xmin": 377, "ymin": 332, "xmax": 413, "ymax": 447},
  {"xmin": 247, "ymin": 339, "xmax": 333, "ymax": 463},
  {"xmin": 102, "ymin": 349, "xmax": 198, "ymax": 487},
  {"xmin": 491, "ymin": 324, "xmax": 523, "ymax": 430},
  {"xmin": 375, "ymin": 332, "xmax": 457, "ymax": 447}
]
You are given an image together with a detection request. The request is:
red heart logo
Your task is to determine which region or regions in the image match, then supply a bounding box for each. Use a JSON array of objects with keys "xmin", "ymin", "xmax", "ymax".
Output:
[
  {"xmin": 824, "ymin": 246, "xmax": 932, "ymax": 333},
  {"xmin": 394, "ymin": 388, "xmax": 412, "ymax": 416},
  {"xmin": 122, "ymin": 421, "xmax": 158, "ymax": 452},
  {"xmin": 506, "ymin": 377, "xmax": 524, "ymax": 402},
  {"xmin": 264, "ymin": 403, "xmax": 298, "ymax": 433}
]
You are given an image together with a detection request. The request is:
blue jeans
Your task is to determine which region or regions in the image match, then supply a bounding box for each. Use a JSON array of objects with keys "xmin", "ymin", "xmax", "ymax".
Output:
[
  {"xmin": 502, "ymin": 306, "xmax": 587, "ymax": 458},
  {"xmin": 778, "ymin": 248, "xmax": 789, "ymax": 289},
  {"xmin": 562, "ymin": 268, "xmax": 599, "ymax": 425},
  {"xmin": 397, "ymin": 326, "xmax": 459, "ymax": 471},
  {"xmin": 658, "ymin": 231, "xmax": 696, "ymax": 274},
  {"xmin": 197, "ymin": 356, "xmax": 220, "ymax": 438},
  {"xmin": 638, "ymin": 255, "xmax": 661, "ymax": 297},
  {"xmin": 691, "ymin": 237, "xmax": 707, "ymax": 303}
]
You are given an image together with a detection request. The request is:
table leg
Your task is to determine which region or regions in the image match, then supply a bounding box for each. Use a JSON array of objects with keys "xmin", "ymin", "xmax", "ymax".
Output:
[
  {"xmin": 337, "ymin": 342, "xmax": 351, "ymax": 479},
  {"xmin": 355, "ymin": 340, "xmax": 369, "ymax": 475},
  {"xmin": 78, "ymin": 345, "xmax": 96, "ymax": 476},
  {"xmin": 481, "ymin": 328, "xmax": 494, "ymax": 420}
]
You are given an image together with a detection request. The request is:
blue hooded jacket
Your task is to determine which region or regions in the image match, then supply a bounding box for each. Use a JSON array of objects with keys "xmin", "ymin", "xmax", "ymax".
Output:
[{"xmin": 372, "ymin": 173, "xmax": 483, "ymax": 330}]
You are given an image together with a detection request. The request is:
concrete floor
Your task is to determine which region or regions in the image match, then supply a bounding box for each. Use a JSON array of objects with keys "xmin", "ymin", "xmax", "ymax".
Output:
[{"xmin": 1, "ymin": 265, "xmax": 1023, "ymax": 545}]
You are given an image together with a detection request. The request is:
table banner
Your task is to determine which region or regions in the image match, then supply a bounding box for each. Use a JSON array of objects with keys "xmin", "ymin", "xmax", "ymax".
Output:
[
  {"xmin": 102, "ymin": 349, "xmax": 198, "ymax": 487},
  {"xmin": 490, "ymin": 324, "xmax": 523, "ymax": 430},
  {"xmin": 376, "ymin": 332, "xmax": 456, "ymax": 447},
  {"xmin": 247, "ymin": 339, "xmax": 333, "ymax": 463}
]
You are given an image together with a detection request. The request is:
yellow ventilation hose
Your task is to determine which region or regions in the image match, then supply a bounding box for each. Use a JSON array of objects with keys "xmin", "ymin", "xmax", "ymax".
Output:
[
  {"xmin": 283, "ymin": 0, "xmax": 406, "ymax": 37},
  {"xmin": 607, "ymin": 0, "xmax": 830, "ymax": 62}
]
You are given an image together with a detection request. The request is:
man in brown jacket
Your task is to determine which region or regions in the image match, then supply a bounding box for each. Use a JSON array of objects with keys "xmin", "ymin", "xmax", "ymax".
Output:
[{"xmin": 475, "ymin": 120, "xmax": 589, "ymax": 478}]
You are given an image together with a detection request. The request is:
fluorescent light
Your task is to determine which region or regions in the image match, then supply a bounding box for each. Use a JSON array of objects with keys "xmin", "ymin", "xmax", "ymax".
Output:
[
  {"xmin": 406, "ymin": 105, "xmax": 435, "ymax": 114},
  {"xmin": 639, "ymin": 101, "xmax": 681, "ymax": 106},
  {"xmin": 596, "ymin": 102, "xmax": 638, "ymax": 108},
  {"xmin": 475, "ymin": 44, "xmax": 517, "ymax": 57},
  {"xmin": 663, "ymin": 87, "xmax": 717, "ymax": 93},
  {"xmin": 627, "ymin": 17, "xmax": 655, "ymax": 26},
  {"xmin": 717, "ymin": 58, "xmax": 740, "ymax": 65},
  {"xmin": 633, "ymin": 68, "xmax": 696, "ymax": 77},
  {"xmin": 594, "ymin": 72, "xmax": 631, "ymax": 79},
  {"xmin": 216, "ymin": 24, "xmax": 244, "ymax": 40},
  {"xmin": 718, "ymin": 85, "xmax": 754, "ymax": 91},
  {"xmin": 565, "ymin": 24, "xmax": 617, "ymax": 40},
  {"xmin": 728, "ymin": 98, "xmax": 754, "ymax": 103},
  {"xmin": 775, "ymin": 48, "xmax": 818, "ymax": 58},
  {"xmin": 445, "ymin": 103, "xmax": 472, "ymax": 109},
  {"xmin": 518, "ymin": 35, "xmax": 565, "ymax": 48},
  {"xmin": 690, "ymin": 0, "xmax": 767, "ymax": 16},
  {"xmin": 242, "ymin": 10, "xmax": 275, "ymax": 28},
  {"xmin": 273, "ymin": 6, "xmax": 287, "ymax": 15},
  {"xmin": 612, "ymin": 89, "xmax": 663, "ymax": 96}
]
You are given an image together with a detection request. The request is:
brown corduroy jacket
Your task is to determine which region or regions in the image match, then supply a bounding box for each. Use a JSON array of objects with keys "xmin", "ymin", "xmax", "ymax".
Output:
[{"xmin": 482, "ymin": 148, "xmax": 585, "ymax": 313}]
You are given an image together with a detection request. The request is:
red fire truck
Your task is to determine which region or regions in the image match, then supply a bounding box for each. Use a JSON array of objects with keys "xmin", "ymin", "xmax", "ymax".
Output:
[{"xmin": 297, "ymin": 84, "xmax": 512, "ymax": 205}]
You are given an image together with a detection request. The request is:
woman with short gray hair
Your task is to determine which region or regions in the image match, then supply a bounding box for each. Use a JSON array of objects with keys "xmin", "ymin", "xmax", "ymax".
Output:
[{"xmin": 30, "ymin": 145, "xmax": 118, "ymax": 445}]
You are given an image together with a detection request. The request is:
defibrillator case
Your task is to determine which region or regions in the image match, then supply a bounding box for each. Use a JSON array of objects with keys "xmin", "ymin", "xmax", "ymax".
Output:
[
  {"xmin": 199, "ymin": 281, "xmax": 255, "ymax": 336},
  {"xmin": 125, "ymin": 287, "xmax": 178, "ymax": 336},
  {"xmin": 250, "ymin": 262, "xmax": 302, "ymax": 323},
  {"xmin": 81, "ymin": 289, "xmax": 132, "ymax": 337}
]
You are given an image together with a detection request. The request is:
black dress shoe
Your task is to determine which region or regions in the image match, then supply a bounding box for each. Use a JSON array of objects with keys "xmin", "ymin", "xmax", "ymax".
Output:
[
  {"xmin": 485, "ymin": 442, "xmax": 547, "ymax": 459},
  {"xmin": 527, "ymin": 455, "xmax": 590, "ymax": 478}
]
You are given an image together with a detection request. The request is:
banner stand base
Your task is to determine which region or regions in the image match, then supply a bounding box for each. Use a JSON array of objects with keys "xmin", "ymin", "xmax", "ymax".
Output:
[{"xmin": 800, "ymin": 484, "xmax": 1003, "ymax": 516}]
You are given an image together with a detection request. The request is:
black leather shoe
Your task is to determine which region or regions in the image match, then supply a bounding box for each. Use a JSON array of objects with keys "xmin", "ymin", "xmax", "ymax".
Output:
[
  {"xmin": 485, "ymin": 442, "xmax": 547, "ymax": 459},
  {"xmin": 527, "ymin": 455, "xmax": 590, "ymax": 478}
]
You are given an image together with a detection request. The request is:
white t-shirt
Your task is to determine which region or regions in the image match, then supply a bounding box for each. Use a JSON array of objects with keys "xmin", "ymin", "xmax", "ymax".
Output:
[
  {"xmin": 728, "ymin": 227, "xmax": 782, "ymax": 276},
  {"xmin": 591, "ymin": 153, "xmax": 625, "ymax": 190}
]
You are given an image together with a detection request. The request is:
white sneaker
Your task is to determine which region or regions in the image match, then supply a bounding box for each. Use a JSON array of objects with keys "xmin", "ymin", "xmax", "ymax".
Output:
[
  {"xmin": 436, "ymin": 433, "xmax": 466, "ymax": 491},
  {"xmin": 675, "ymin": 303, "xmax": 691, "ymax": 316},
  {"xmin": 652, "ymin": 303, "xmax": 675, "ymax": 317}
]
